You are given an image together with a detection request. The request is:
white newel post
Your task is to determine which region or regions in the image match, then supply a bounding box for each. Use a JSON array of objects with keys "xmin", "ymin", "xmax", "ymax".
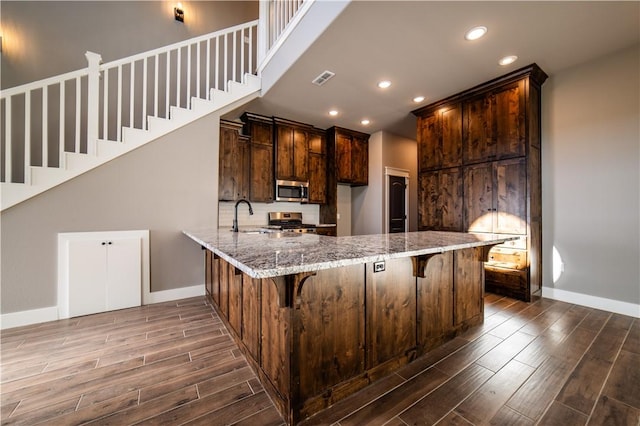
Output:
[{"xmin": 85, "ymin": 51, "xmax": 102, "ymax": 156}]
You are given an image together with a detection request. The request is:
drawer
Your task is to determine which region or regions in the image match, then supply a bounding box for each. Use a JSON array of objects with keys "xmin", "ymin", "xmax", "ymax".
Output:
[
  {"xmin": 485, "ymin": 266, "xmax": 527, "ymax": 290},
  {"xmin": 486, "ymin": 247, "xmax": 527, "ymax": 270},
  {"xmin": 496, "ymin": 235, "xmax": 527, "ymax": 250}
]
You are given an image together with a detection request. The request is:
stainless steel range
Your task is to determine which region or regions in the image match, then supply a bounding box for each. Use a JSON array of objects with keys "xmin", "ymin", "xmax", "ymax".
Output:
[{"xmin": 267, "ymin": 212, "xmax": 316, "ymax": 233}]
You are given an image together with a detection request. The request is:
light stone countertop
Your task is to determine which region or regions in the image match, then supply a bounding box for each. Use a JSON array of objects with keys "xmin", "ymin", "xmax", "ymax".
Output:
[{"xmin": 183, "ymin": 229, "xmax": 519, "ymax": 279}]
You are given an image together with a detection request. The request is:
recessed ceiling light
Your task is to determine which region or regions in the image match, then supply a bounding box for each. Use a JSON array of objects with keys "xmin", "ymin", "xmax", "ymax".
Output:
[
  {"xmin": 377, "ymin": 80, "xmax": 391, "ymax": 89},
  {"xmin": 329, "ymin": 110, "xmax": 339, "ymax": 116},
  {"xmin": 413, "ymin": 96, "xmax": 425, "ymax": 103},
  {"xmin": 361, "ymin": 119, "xmax": 370, "ymax": 125},
  {"xmin": 464, "ymin": 26, "xmax": 487, "ymax": 41},
  {"xmin": 499, "ymin": 55, "xmax": 518, "ymax": 66}
]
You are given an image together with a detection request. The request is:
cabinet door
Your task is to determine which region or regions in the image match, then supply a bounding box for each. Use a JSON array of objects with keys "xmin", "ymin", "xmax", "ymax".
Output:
[
  {"xmin": 495, "ymin": 158, "xmax": 527, "ymax": 234},
  {"xmin": 464, "ymin": 163, "xmax": 494, "ymax": 233},
  {"xmin": 238, "ymin": 135, "xmax": 250, "ymax": 200},
  {"xmin": 276, "ymin": 125, "xmax": 294, "ymax": 180},
  {"xmin": 417, "ymin": 104, "xmax": 462, "ymax": 171},
  {"xmin": 68, "ymin": 240, "xmax": 107, "ymax": 317},
  {"xmin": 293, "ymin": 128, "xmax": 309, "ymax": 181},
  {"xmin": 464, "ymin": 95, "xmax": 494, "ymax": 163},
  {"xmin": 418, "ymin": 114, "xmax": 440, "ymax": 172},
  {"xmin": 219, "ymin": 125, "xmax": 239, "ymax": 201},
  {"xmin": 493, "ymin": 81, "xmax": 526, "ymax": 159},
  {"xmin": 336, "ymin": 133, "xmax": 352, "ymax": 182},
  {"xmin": 418, "ymin": 172, "xmax": 439, "ymax": 230},
  {"xmin": 441, "ymin": 104, "xmax": 463, "ymax": 168},
  {"xmin": 308, "ymin": 152, "xmax": 326, "ymax": 204},
  {"xmin": 439, "ymin": 167, "xmax": 464, "ymax": 231},
  {"xmin": 419, "ymin": 168, "xmax": 463, "ymax": 231},
  {"xmin": 351, "ymin": 136, "xmax": 368, "ymax": 185},
  {"xmin": 250, "ymin": 142, "xmax": 274, "ymax": 202},
  {"xmin": 106, "ymin": 238, "xmax": 142, "ymax": 311}
]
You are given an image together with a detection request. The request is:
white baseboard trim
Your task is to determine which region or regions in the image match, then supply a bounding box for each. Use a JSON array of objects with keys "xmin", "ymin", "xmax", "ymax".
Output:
[
  {"xmin": 1, "ymin": 306, "xmax": 59, "ymax": 330},
  {"xmin": 143, "ymin": 284, "xmax": 205, "ymax": 305},
  {"xmin": 1, "ymin": 284, "xmax": 205, "ymax": 330},
  {"xmin": 542, "ymin": 286, "xmax": 640, "ymax": 318}
]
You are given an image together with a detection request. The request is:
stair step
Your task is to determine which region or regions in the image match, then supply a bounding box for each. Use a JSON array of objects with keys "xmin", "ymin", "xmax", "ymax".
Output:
[
  {"xmin": 147, "ymin": 116, "xmax": 174, "ymax": 134},
  {"xmin": 31, "ymin": 166, "xmax": 73, "ymax": 187},
  {"xmin": 122, "ymin": 127, "xmax": 152, "ymax": 145},
  {"xmin": 190, "ymin": 97, "xmax": 217, "ymax": 114},
  {"xmin": 169, "ymin": 106, "xmax": 193, "ymax": 124}
]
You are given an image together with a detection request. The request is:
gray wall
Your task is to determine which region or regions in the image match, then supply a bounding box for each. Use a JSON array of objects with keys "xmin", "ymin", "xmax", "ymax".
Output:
[
  {"xmin": 1, "ymin": 113, "xmax": 221, "ymax": 314},
  {"xmin": 541, "ymin": 44, "xmax": 639, "ymax": 305},
  {"xmin": 1, "ymin": 1, "xmax": 258, "ymax": 89},
  {"xmin": 1, "ymin": 1, "xmax": 257, "ymax": 315},
  {"xmin": 352, "ymin": 131, "xmax": 418, "ymax": 236}
]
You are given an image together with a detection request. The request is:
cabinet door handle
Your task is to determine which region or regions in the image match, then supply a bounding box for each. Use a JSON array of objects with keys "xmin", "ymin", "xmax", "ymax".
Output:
[{"xmin": 101, "ymin": 242, "xmax": 106, "ymax": 246}]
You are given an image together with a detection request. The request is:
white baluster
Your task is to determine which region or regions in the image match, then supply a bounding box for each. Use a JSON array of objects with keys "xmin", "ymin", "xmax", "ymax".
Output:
[
  {"xmin": 117, "ymin": 65, "xmax": 122, "ymax": 142},
  {"xmin": 5, "ymin": 97, "xmax": 11, "ymax": 182},
  {"xmin": 24, "ymin": 91, "xmax": 31, "ymax": 184},
  {"xmin": 75, "ymin": 77, "xmax": 81, "ymax": 153},
  {"xmin": 59, "ymin": 81, "xmax": 66, "ymax": 168},
  {"xmin": 129, "ymin": 61, "xmax": 134, "ymax": 129},
  {"xmin": 103, "ymin": 68, "xmax": 109, "ymax": 140},
  {"xmin": 42, "ymin": 85, "xmax": 48, "ymax": 167},
  {"xmin": 142, "ymin": 57, "xmax": 148, "ymax": 130}
]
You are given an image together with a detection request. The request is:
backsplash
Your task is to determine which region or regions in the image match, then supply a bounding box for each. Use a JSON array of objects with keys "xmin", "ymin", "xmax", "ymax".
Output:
[{"xmin": 218, "ymin": 201, "xmax": 320, "ymax": 228}]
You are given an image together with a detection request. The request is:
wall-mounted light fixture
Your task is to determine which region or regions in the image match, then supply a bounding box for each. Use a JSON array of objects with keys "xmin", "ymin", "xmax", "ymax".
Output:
[{"xmin": 174, "ymin": 3, "xmax": 184, "ymax": 22}]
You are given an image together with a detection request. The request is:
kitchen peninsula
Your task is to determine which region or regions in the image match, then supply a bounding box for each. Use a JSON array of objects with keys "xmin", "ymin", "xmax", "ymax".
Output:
[{"xmin": 184, "ymin": 230, "xmax": 516, "ymax": 424}]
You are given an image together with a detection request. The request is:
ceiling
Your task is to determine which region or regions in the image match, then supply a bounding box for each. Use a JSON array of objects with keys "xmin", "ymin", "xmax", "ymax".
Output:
[{"xmin": 231, "ymin": 1, "xmax": 639, "ymax": 140}]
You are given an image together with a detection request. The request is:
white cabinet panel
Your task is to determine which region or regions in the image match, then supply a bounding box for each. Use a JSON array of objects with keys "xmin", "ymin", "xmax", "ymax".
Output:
[
  {"xmin": 106, "ymin": 238, "xmax": 142, "ymax": 311},
  {"xmin": 59, "ymin": 231, "xmax": 148, "ymax": 319},
  {"xmin": 68, "ymin": 240, "xmax": 108, "ymax": 317}
]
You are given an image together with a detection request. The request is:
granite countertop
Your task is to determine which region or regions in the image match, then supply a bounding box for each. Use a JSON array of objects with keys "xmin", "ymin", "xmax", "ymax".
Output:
[{"xmin": 184, "ymin": 229, "xmax": 518, "ymax": 279}]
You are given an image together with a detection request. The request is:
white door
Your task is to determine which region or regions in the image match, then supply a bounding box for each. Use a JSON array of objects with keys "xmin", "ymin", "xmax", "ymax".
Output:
[
  {"xmin": 106, "ymin": 238, "xmax": 142, "ymax": 311},
  {"xmin": 68, "ymin": 240, "xmax": 108, "ymax": 317}
]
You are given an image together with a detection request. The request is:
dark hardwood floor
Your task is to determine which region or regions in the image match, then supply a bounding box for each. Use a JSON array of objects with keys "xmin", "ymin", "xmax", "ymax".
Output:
[{"xmin": 1, "ymin": 294, "xmax": 638, "ymax": 425}]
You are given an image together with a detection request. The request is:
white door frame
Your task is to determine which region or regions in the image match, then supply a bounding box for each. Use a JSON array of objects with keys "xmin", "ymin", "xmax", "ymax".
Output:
[{"xmin": 385, "ymin": 167, "xmax": 410, "ymax": 234}]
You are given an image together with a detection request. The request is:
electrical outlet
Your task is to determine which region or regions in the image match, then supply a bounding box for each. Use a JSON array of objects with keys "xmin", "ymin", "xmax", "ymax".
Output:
[{"xmin": 373, "ymin": 261, "xmax": 385, "ymax": 273}]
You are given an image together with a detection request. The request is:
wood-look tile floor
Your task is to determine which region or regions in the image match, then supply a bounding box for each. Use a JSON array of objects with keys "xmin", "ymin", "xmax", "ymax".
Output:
[{"xmin": 1, "ymin": 294, "xmax": 638, "ymax": 425}]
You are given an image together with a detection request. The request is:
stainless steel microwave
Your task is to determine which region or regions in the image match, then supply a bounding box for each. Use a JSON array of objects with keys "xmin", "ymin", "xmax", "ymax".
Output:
[{"xmin": 275, "ymin": 180, "xmax": 309, "ymax": 202}]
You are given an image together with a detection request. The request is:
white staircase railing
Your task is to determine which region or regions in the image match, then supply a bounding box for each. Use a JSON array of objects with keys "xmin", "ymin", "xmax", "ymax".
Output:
[{"xmin": 1, "ymin": 20, "xmax": 258, "ymax": 187}]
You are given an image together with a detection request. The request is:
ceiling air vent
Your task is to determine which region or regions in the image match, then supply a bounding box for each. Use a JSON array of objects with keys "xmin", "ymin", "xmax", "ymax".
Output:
[{"xmin": 312, "ymin": 70, "xmax": 335, "ymax": 86}]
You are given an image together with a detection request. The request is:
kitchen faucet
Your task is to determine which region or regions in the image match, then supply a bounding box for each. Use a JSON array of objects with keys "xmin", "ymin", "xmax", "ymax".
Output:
[{"xmin": 232, "ymin": 199, "xmax": 254, "ymax": 232}]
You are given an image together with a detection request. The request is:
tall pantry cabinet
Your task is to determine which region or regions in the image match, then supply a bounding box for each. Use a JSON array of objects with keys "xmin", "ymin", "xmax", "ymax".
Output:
[{"xmin": 413, "ymin": 64, "xmax": 547, "ymax": 301}]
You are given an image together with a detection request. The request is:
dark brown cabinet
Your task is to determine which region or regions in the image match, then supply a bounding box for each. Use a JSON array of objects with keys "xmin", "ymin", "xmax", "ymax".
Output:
[
  {"xmin": 308, "ymin": 129, "xmax": 327, "ymax": 204},
  {"xmin": 418, "ymin": 167, "xmax": 463, "ymax": 231},
  {"xmin": 274, "ymin": 118, "xmax": 310, "ymax": 182},
  {"xmin": 219, "ymin": 120, "xmax": 250, "ymax": 201},
  {"xmin": 242, "ymin": 113, "xmax": 274, "ymax": 203},
  {"xmin": 463, "ymin": 81, "xmax": 526, "ymax": 164},
  {"xmin": 464, "ymin": 158, "xmax": 527, "ymax": 235},
  {"xmin": 331, "ymin": 127, "xmax": 369, "ymax": 186},
  {"xmin": 418, "ymin": 103, "xmax": 462, "ymax": 171},
  {"xmin": 413, "ymin": 64, "xmax": 547, "ymax": 301}
]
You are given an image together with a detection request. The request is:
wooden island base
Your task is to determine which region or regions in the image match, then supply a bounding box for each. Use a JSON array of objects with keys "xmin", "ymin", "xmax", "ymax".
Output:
[{"xmin": 204, "ymin": 246, "xmax": 493, "ymax": 424}]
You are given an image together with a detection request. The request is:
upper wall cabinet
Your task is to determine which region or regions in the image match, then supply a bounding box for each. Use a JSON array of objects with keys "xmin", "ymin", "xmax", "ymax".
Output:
[
  {"xmin": 219, "ymin": 120, "xmax": 250, "ymax": 201},
  {"xmin": 274, "ymin": 118, "xmax": 311, "ymax": 182},
  {"xmin": 308, "ymin": 128, "xmax": 327, "ymax": 204},
  {"xmin": 413, "ymin": 63, "xmax": 548, "ymax": 302},
  {"xmin": 241, "ymin": 113, "xmax": 275, "ymax": 203},
  {"xmin": 417, "ymin": 104, "xmax": 462, "ymax": 171},
  {"xmin": 329, "ymin": 126, "xmax": 369, "ymax": 186},
  {"xmin": 463, "ymin": 81, "xmax": 526, "ymax": 164}
]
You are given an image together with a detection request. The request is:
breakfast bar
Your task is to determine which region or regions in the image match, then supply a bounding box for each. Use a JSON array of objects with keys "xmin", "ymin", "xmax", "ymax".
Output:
[{"xmin": 184, "ymin": 230, "xmax": 516, "ymax": 424}]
